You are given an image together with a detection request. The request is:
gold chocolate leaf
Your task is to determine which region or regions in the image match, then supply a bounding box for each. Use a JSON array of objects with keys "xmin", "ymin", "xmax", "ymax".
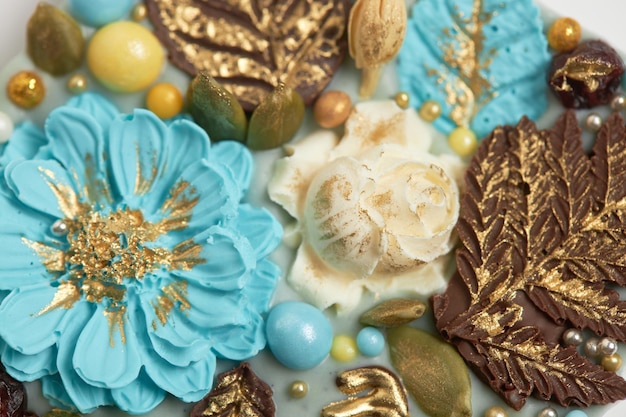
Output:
[
  {"xmin": 434, "ymin": 112, "xmax": 626, "ymax": 410},
  {"xmin": 246, "ymin": 83, "xmax": 304, "ymax": 150},
  {"xmin": 27, "ymin": 3, "xmax": 84, "ymax": 76},
  {"xmin": 145, "ymin": 0, "xmax": 350, "ymax": 111},
  {"xmin": 387, "ymin": 327, "xmax": 471, "ymax": 417},
  {"xmin": 190, "ymin": 362, "xmax": 275, "ymax": 417},
  {"xmin": 43, "ymin": 409, "xmax": 81, "ymax": 417},
  {"xmin": 321, "ymin": 366, "xmax": 408, "ymax": 417},
  {"xmin": 359, "ymin": 298, "xmax": 426, "ymax": 327}
]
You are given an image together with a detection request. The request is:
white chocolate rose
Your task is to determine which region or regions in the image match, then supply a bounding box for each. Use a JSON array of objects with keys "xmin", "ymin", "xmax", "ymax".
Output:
[{"xmin": 269, "ymin": 101, "xmax": 465, "ymax": 312}]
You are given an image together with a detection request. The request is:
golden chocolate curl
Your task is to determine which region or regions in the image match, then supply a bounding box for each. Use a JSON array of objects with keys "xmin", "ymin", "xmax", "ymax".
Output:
[
  {"xmin": 321, "ymin": 366, "xmax": 409, "ymax": 417},
  {"xmin": 348, "ymin": 0, "xmax": 407, "ymax": 98}
]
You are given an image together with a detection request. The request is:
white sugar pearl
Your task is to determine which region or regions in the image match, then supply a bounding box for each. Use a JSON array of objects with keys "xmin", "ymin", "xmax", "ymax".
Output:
[{"xmin": 0, "ymin": 111, "xmax": 14, "ymax": 144}]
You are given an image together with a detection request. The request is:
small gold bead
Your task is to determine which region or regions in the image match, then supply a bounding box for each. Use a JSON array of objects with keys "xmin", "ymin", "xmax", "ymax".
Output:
[
  {"xmin": 611, "ymin": 94, "xmax": 626, "ymax": 112},
  {"xmin": 601, "ymin": 353, "xmax": 622, "ymax": 372},
  {"xmin": 394, "ymin": 92, "xmax": 410, "ymax": 109},
  {"xmin": 289, "ymin": 381, "xmax": 308, "ymax": 399},
  {"xmin": 419, "ymin": 100, "xmax": 442, "ymax": 122},
  {"xmin": 547, "ymin": 17, "xmax": 581, "ymax": 52},
  {"xmin": 7, "ymin": 70, "xmax": 46, "ymax": 109},
  {"xmin": 67, "ymin": 74, "xmax": 88, "ymax": 94},
  {"xmin": 313, "ymin": 90, "xmax": 352, "ymax": 128},
  {"xmin": 132, "ymin": 4, "xmax": 148, "ymax": 22},
  {"xmin": 484, "ymin": 405, "xmax": 508, "ymax": 417}
]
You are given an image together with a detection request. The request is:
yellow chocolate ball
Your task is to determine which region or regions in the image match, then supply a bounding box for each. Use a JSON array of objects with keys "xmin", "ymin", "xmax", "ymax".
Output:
[
  {"xmin": 87, "ymin": 21, "xmax": 164, "ymax": 93},
  {"xmin": 448, "ymin": 126, "xmax": 477, "ymax": 157},
  {"xmin": 7, "ymin": 70, "xmax": 45, "ymax": 109},
  {"xmin": 146, "ymin": 83, "xmax": 184, "ymax": 119},
  {"xmin": 602, "ymin": 353, "xmax": 622, "ymax": 372},
  {"xmin": 394, "ymin": 92, "xmax": 410, "ymax": 109},
  {"xmin": 547, "ymin": 17, "xmax": 581, "ymax": 52},
  {"xmin": 419, "ymin": 100, "xmax": 442, "ymax": 122},
  {"xmin": 67, "ymin": 74, "xmax": 88, "ymax": 94},
  {"xmin": 313, "ymin": 90, "xmax": 352, "ymax": 128},
  {"xmin": 330, "ymin": 334, "xmax": 358, "ymax": 362}
]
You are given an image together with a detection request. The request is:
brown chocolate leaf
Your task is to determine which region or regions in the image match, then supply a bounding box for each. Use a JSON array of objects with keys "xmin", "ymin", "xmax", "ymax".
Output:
[
  {"xmin": 434, "ymin": 111, "xmax": 626, "ymax": 410},
  {"xmin": 190, "ymin": 362, "xmax": 274, "ymax": 417},
  {"xmin": 145, "ymin": 0, "xmax": 350, "ymax": 111}
]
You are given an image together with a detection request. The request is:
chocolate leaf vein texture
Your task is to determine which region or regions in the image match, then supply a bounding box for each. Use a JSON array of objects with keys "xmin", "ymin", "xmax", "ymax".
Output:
[
  {"xmin": 145, "ymin": 0, "xmax": 350, "ymax": 111},
  {"xmin": 434, "ymin": 111, "xmax": 626, "ymax": 410}
]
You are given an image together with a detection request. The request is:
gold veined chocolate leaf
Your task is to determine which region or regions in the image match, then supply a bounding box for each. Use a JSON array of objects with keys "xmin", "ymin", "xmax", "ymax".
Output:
[
  {"xmin": 145, "ymin": 0, "xmax": 350, "ymax": 111},
  {"xmin": 434, "ymin": 112, "xmax": 626, "ymax": 410},
  {"xmin": 321, "ymin": 366, "xmax": 409, "ymax": 417},
  {"xmin": 190, "ymin": 362, "xmax": 275, "ymax": 417}
]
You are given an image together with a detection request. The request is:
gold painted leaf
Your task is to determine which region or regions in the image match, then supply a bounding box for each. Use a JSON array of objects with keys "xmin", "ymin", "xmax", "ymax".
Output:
[
  {"xmin": 145, "ymin": 0, "xmax": 350, "ymax": 111},
  {"xmin": 434, "ymin": 112, "xmax": 626, "ymax": 410},
  {"xmin": 190, "ymin": 362, "xmax": 275, "ymax": 417}
]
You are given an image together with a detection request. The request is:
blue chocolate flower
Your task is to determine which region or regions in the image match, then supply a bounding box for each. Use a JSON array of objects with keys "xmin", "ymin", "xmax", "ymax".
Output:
[{"xmin": 0, "ymin": 93, "xmax": 282, "ymax": 414}]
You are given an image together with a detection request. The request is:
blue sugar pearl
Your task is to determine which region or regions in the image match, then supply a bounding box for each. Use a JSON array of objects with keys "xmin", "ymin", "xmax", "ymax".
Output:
[
  {"xmin": 565, "ymin": 411, "xmax": 588, "ymax": 417},
  {"xmin": 265, "ymin": 301, "xmax": 333, "ymax": 370},
  {"xmin": 357, "ymin": 327, "xmax": 385, "ymax": 357},
  {"xmin": 68, "ymin": 0, "xmax": 134, "ymax": 27}
]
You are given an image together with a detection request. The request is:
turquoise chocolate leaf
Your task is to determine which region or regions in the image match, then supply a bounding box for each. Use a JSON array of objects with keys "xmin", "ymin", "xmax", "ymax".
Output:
[{"xmin": 397, "ymin": 0, "xmax": 550, "ymax": 139}]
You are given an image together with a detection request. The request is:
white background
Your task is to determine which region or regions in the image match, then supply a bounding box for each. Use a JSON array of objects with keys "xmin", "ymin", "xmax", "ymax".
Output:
[{"xmin": 0, "ymin": 1, "xmax": 624, "ymax": 417}]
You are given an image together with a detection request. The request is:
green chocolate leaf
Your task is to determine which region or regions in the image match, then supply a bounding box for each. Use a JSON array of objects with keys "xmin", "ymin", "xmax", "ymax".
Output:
[
  {"xmin": 388, "ymin": 326, "xmax": 471, "ymax": 417},
  {"xmin": 187, "ymin": 71, "xmax": 248, "ymax": 142},
  {"xmin": 246, "ymin": 83, "xmax": 304, "ymax": 150},
  {"xmin": 27, "ymin": 3, "xmax": 85, "ymax": 76}
]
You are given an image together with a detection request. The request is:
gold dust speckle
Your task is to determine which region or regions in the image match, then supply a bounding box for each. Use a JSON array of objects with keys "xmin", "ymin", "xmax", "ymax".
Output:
[{"xmin": 7, "ymin": 70, "xmax": 46, "ymax": 109}]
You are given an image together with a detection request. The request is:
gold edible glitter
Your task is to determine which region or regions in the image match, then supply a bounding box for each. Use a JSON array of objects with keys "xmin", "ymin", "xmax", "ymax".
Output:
[{"xmin": 7, "ymin": 70, "xmax": 45, "ymax": 109}]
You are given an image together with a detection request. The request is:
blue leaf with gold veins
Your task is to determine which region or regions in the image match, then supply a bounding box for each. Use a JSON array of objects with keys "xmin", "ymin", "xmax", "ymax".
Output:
[{"xmin": 397, "ymin": 0, "xmax": 550, "ymax": 139}]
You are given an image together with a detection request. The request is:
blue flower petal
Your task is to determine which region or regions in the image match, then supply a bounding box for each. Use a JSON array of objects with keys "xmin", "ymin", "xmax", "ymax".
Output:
[
  {"xmin": 171, "ymin": 226, "xmax": 254, "ymax": 291},
  {"xmin": 107, "ymin": 109, "xmax": 167, "ymax": 204},
  {"xmin": 156, "ymin": 118, "xmax": 211, "ymax": 196},
  {"xmin": 55, "ymin": 302, "xmax": 114, "ymax": 413},
  {"xmin": 211, "ymin": 312, "xmax": 266, "ymax": 360},
  {"xmin": 160, "ymin": 160, "xmax": 240, "ymax": 237},
  {"xmin": 1, "ymin": 343, "xmax": 57, "ymax": 381},
  {"xmin": 243, "ymin": 258, "xmax": 281, "ymax": 314},
  {"xmin": 0, "ymin": 197, "xmax": 57, "ymax": 288},
  {"xmin": 41, "ymin": 374, "xmax": 80, "ymax": 412},
  {"xmin": 0, "ymin": 122, "xmax": 47, "ymax": 168},
  {"xmin": 73, "ymin": 304, "xmax": 142, "ymax": 389},
  {"xmin": 111, "ymin": 371, "xmax": 166, "ymax": 415},
  {"xmin": 5, "ymin": 159, "xmax": 80, "ymax": 219},
  {"xmin": 65, "ymin": 93, "xmax": 119, "ymax": 133},
  {"xmin": 45, "ymin": 106, "xmax": 107, "ymax": 204},
  {"xmin": 233, "ymin": 204, "xmax": 282, "ymax": 260},
  {"xmin": 142, "ymin": 352, "xmax": 215, "ymax": 403},
  {"xmin": 0, "ymin": 284, "xmax": 68, "ymax": 355},
  {"xmin": 209, "ymin": 141, "xmax": 253, "ymax": 194}
]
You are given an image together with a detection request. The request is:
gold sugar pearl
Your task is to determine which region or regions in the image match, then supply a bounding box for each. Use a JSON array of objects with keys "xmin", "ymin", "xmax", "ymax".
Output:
[
  {"xmin": 7, "ymin": 70, "xmax": 45, "ymax": 109},
  {"xmin": 288, "ymin": 381, "xmax": 308, "ymax": 399},
  {"xmin": 132, "ymin": 4, "xmax": 147, "ymax": 21},
  {"xmin": 484, "ymin": 405, "xmax": 508, "ymax": 417},
  {"xmin": 448, "ymin": 126, "xmax": 477, "ymax": 157},
  {"xmin": 313, "ymin": 90, "xmax": 352, "ymax": 128},
  {"xmin": 419, "ymin": 100, "xmax": 442, "ymax": 122},
  {"xmin": 67, "ymin": 74, "xmax": 88, "ymax": 94},
  {"xmin": 394, "ymin": 92, "xmax": 410, "ymax": 109},
  {"xmin": 547, "ymin": 17, "xmax": 581, "ymax": 52},
  {"xmin": 601, "ymin": 353, "xmax": 622, "ymax": 372},
  {"xmin": 611, "ymin": 94, "xmax": 626, "ymax": 112}
]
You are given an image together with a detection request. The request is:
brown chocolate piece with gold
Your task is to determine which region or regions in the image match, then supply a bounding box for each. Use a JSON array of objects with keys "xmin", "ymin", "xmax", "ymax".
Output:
[
  {"xmin": 433, "ymin": 112, "xmax": 626, "ymax": 410},
  {"xmin": 190, "ymin": 362, "xmax": 274, "ymax": 417},
  {"xmin": 548, "ymin": 39, "xmax": 625, "ymax": 108},
  {"xmin": 145, "ymin": 0, "xmax": 350, "ymax": 111}
]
